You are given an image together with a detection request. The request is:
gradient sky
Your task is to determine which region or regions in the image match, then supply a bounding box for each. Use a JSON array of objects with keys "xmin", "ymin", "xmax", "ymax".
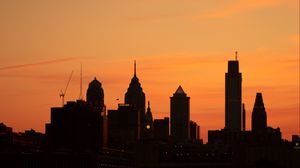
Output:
[{"xmin": 0, "ymin": 0, "xmax": 299, "ymax": 142}]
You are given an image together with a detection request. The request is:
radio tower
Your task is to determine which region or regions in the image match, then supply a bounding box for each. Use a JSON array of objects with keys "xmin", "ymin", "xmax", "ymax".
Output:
[{"xmin": 79, "ymin": 63, "xmax": 83, "ymax": 100}]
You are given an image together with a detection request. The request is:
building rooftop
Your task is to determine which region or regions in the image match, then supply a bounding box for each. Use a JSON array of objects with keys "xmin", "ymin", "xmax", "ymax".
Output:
[{"xmin": 175, "ymin": 85, "xmax": 185, "ymax": 94}]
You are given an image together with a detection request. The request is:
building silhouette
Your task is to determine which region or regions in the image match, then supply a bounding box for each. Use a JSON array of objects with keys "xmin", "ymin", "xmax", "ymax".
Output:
[
  {"xmin": 124, "ymin": 61, "xmax": 145, "ymax": 140},
  {"xmin": 251, "ymin": 92, "xmax": 267, "ymax": 133},
  {"xmin": 86, "ymin": 77, "xmax": 104, "ymax": 112},
  {"xmin": 107, "ymin": 104, "xmax": 139, "ymax": 149},
  {"xmin": 86, "ymin": 77, "xmax": 108, "ymax": 147},
  {"xmin": 0, "ymin": 123, "xmax": 13, "ymax": 149},
  {"xmin": 190, "ymin": 121, "xmax": 200, "ymax": 142},
  {"xmin": 153, "ymin": 117, "xmax": 169, "ymax": 142},
  {"xmin": 225, "ymin": 58, "xmax": 242, "ymax": 131},
  {"xmin": 242, "ymin": 103, "xmax": 246, "ymax": 131},
  {"xmin": 45, "ymin": 100, "xmax": 102, "ymax": 152},
  {"xmin": 45, "ymin": 78, "xmax": 105, "ymax": 152},
  {"xmin": 142, "ymin": 101, "xmax": 154, "ymax": 140},
  {"xmin": 170, "ymin": 86, "xmax": 190, "ymax": 142}
]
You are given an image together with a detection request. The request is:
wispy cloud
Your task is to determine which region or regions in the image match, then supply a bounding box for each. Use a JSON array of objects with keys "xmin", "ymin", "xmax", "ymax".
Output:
[
  {"xmin": 0, "ymin": 57, "xmax": 78, "ymax": 71},
  {"xmin": 195, "ymin": 0, "xmax": 282, "ymax": 19}
]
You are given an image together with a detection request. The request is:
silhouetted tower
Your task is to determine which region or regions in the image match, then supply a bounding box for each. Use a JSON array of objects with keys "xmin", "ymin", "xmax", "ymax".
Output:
[
  {"xmin": 242, "ymin": 103, "xmax": 246, "ymax": 131},
  {"xmin": 170, "ymin": 86, "xmax": 190, "ymax": 142},
  {"xmin": 225, "ymin": 54, "xmax": 242, "ymax": 131},
  {"xmin": 143, "ymin": 101, "xmax": 154, "ymax": 139},
  {"xmin": 251, "ymin": 93, "xmax": 267, "ymax": 133},
  {"xmin": 87, "ymin": 77, "xmax": 104, "ymax": 112},
  {"xmin": 86, "ymin": 77, "xmax": 107, "ymax": 147},
  {"xmin": 125, "ymin": 61, "xmax": 145, "ymax": 139}
]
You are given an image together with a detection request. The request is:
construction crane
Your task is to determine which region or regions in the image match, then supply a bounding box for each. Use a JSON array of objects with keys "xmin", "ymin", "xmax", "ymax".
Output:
[{"xmin": 59, "ymin": 71, "xmax": 73, "ymax": 106}]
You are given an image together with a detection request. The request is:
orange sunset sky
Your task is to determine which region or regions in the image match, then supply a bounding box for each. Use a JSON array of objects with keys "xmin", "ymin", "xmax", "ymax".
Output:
[{"xmin": 0, "ymin": 0, "xmax": 299, "ymax": 142}]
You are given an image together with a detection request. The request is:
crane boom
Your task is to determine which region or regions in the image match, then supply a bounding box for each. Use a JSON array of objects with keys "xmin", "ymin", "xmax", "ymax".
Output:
[
  {"xmin": 64, "ymin": 70, "xmax": 73, "ymax": 96},
  {"xmin": 59, "ymin": 71, "xmax": 73, "ymax": 106}
]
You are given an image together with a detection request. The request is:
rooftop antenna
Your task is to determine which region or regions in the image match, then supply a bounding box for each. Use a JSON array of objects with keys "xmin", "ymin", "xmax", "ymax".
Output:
[
  {"xmin": 59, "ymin": 70, "xmax": 73, "ymax": 106},
  {"xmin": 235, "ymin": 51, "xmax": 238, "ymax": 60},
  {"xmin": 134, "ymin": 60, "xmax": 136, "ymax": 76},
  {"xmin": 79, "ymin": 63, "xmax": 83, "ymax": 100}
]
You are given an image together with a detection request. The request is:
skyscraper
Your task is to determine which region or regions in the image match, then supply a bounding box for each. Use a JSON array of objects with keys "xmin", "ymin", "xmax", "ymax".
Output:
[
  {"xmin": 86, "ymin": 77, "xmax": 107, "ymax": 146},
  {"xmin": 170, "ymin": 86, "xmax": 190, "ymax": 142},
  {"xmin": 225, "ymin": 57, "xmax": 242, "ymax": 131},
  {"xmin": 251, "ymin": 92, "xmax": 267, "ymax": 133},
  {"xmin": 86, "ymin": 77, "xmax": 104, "ymax": 112},
  {"xmin": 125, "ymin": 61, "xmax": 145, "ymax": 139}
]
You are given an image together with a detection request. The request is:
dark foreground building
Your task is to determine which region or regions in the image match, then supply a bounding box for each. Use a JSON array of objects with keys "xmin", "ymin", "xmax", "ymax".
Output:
[
  {"xmin": 45, "ymin": 100, "xmax": 103, "ymax": 152},
  {"xmin": 45, "ymin": 78, "xmax": 106, "ymax": 152},
  {"xmin": 190, "ymin": 121, "xmax": 200, "ymax": 142},
  {"xmin": 107, "ymin": 104, "xmax": 139, "ymax": 149},
  {"xmin": 153, "ymin": 117, "xmax": 169, "ymax": 142}
]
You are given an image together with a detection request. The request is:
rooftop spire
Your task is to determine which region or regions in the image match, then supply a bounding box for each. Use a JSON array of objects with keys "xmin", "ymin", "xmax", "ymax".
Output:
[
  {"xmin": 235, "ymin": 51, "xmax": 238, "ymax": 60},
  {"xmin": 175, "ymin": 85, "xmax": 186, "ymax": 94},
  {"xmin": 134, "ymin": 60, "xmax": 136, "ymax": 76},
  {"xmin": 254, "ymin": 92, "xmax": 264, "ymax": 108}
]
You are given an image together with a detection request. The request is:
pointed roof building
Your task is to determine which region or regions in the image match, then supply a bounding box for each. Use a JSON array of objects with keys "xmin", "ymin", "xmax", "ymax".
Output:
[
  {"xmin": 125, "ymin": 61, "xmax": 146, "ymax": 140},
  {"xmin": 143, "ymin": 101, "xmax": 154, "ymax": 139},
  {"xmin": 251, "ymin": 93, "xmax": 267, "ymax": 133},
  {"xmin": 175, "ymin": 85, "xmax": 185, "ymax": 94},
  {"xmin": 170, "ymin": 85, "xmax": 190, "ymax": 142},
  {"xmin": 145, "ymin": 101, "xmax": 153, "ymax": 124},
  {"xmin": 125, "ymin": 61, "xmax": 144, "ymax": 94},
  {"xmin": 173, "ymin": 85, "xmax": 187, "ymax": 97}
]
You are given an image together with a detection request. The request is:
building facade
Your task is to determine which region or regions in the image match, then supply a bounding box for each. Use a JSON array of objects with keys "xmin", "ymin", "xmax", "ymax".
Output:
[
  {"xmin": 225, "ymin": 59, "xmax": 242, "ymax": 131},
  {"xmin": 153, "ymin": 117, "xmax": 169, "ymax": 142},
  {"xmin": 170, "ymin": 86, "xmax": 190, "ymax": 142},
  {"xmin": 107, "ymin": 104, "xmax": 139, "ymax": 149}
]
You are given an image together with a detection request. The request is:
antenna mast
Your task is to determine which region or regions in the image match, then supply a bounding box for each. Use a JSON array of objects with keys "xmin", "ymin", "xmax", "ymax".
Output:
[
  {"xmin": 79, "ymin": 63, "xmax": 83, "ymax": 100},
  {"xmin": 134, "ymin": 60, "xmax": 136, "ymax": 76},
  {"xmin": 235, "ymin": 51, "xmax": 238, "ymax": 60}
]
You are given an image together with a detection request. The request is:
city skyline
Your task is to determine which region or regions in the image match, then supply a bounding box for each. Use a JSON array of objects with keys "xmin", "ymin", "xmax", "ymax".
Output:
[
  {"xmin": 0, "ymin": 0, "xmax": 299, "ymax": 142},
  {"xmin": 0, "ymin": 58, "xmax": 298, "ymax": 142}
]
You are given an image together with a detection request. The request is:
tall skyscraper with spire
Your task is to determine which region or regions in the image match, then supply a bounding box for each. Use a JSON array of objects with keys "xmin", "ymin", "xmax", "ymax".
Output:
[
  {"xmin": 225, "ymin": 53, "xmax": 242, "ymax": 131},
  {"xmin": 251, "ymin": 93, "xmax": 267, "ymax": 133},
  {"xmin": 125, "ymin": 61, "xmax": 146, "ymax": 139},
  {"xmin": 170, "ymin": 86, "xmax": 190, "ymax": 142}
]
